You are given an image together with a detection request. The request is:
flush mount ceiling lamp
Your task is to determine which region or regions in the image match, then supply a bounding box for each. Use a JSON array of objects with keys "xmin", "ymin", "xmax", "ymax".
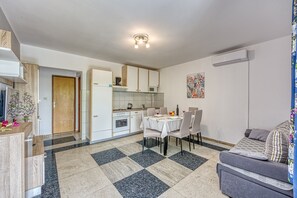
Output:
[{"xmin": 133, "ymin": 33, "xmax": 150, "ymax": 49}]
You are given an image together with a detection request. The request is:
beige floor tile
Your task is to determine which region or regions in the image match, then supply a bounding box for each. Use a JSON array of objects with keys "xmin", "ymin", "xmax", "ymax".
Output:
[
  {"xmin": 117, "ymin": 142, "xmax": 143, "ymax": 155},
  {"xmin": 85, "ymin": 184, "xmax": 123, "ymax": 198},
  {"xmin": 100, "ymin": 157, "xmax": 143, "ymax": 183},
  {"xmin": 59, "ymin": 167, "xmax": 111, "ymax": 198},
  {"xmin": 130, "ymin": 133, "xmax": 143, "ymax": 141},
  {"xmin": 193, "ymin": 159, "xmax": 217, "ymax": 173},
  {"xmin": 173, "ymin": 173, "xmax": 226, "ymax": 198},
  {"xmin": 149, "ymin": 143, "xmax": 180, "ymax": 157},
  {"xmin": 209, "ymin": 152, "xmax": 220, "ymax": 162},
  {"xmin": 55, "ymin": 147, "xmax": 90, "ymax": 162},
  {"xmin": 111, "ymin": 138, "xmax": 131, "ymax": 147},
  {"xmin": 190, "ymin": 146, "xmax": 219, "ymax": 159},
  {"xmin": 86, "ymin": 141, "xmax": 115, "ymax": 154},
  {"xmin": 57, "ymin": 154, "xmax": 98, "ymax": 179},
  {"xmin": 147, "ymin": 159, "xmax": 192, "ymax": 187},
  {"xmin": 158, "ymin": 188, "xmax": 185, "ymax": 198}
]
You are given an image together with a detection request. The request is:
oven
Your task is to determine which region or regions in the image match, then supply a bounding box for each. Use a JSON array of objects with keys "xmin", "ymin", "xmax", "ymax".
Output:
[{"xmin": 113, "ymin": 111, "xmax": 130, "ymax": 136}]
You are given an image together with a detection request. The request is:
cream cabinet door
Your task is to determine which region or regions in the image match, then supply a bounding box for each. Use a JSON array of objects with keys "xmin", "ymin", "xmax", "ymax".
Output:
[
  {"xmin": 149, "ymin": 70, "xmax": 159, "ymax": 87},
  {"xmin": 138, "ymin": 68, "xmax": 148, "ymax": 92},
  {"xmin": 127, "ymin": 66, "xmax": 138, "ymax": 92}
]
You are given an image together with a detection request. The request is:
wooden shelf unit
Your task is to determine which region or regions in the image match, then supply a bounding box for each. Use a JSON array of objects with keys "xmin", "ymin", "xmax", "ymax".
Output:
[{"xmin": 0, "ymin": 122, "xmax": 45, "ymax": 198}]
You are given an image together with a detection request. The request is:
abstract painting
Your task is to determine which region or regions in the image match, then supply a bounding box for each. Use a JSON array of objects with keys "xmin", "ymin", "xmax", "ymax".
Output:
[{"xmin": 187, "ymin": 72, "xmax": 205, "ymax": 98}]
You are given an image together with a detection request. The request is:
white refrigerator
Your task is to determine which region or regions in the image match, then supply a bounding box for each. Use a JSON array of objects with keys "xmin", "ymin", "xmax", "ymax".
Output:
[{"xmin": 89, "ymin": 69, "xmax": 113, "ymax": 143}]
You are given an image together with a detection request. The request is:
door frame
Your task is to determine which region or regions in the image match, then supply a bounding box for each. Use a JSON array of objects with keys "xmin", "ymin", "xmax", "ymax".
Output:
[
  {"xmin": 52, "ymin": 75, "xmax": 76, "ymax": 134},
  {"xmin": 78, "ymin": 76, "xmax": 81, "ymax": 132}
]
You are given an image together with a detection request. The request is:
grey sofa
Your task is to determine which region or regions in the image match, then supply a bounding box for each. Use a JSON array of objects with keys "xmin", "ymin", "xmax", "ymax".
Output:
[{"xmin": 217, "ymin": 137, "xmax": 293, "ymax": 198}]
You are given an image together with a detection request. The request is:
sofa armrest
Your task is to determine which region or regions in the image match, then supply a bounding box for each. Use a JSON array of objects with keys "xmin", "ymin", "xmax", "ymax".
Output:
[{"xmin": 220, "ymin": 151, "xmax": 289, "ymax": 183}]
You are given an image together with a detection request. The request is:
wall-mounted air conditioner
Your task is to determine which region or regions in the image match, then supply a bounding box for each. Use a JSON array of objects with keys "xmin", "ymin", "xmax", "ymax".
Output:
[{"xmin": 212, "ymin": 49, "xmax": 249, "ymax": 66}]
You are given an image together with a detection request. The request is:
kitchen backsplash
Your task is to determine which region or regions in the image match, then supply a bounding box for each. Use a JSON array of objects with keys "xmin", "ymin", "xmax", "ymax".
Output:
[{"xmin": 113, "ymin": 92, "xmax": 164, "ymax": 109}]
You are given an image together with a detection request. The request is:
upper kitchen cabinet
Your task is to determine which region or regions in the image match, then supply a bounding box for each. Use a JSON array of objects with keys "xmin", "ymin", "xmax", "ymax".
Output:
[
  {"xmin": 149, "ymin": 70, "xmax": 159, "ymax": 87},
  {"xmin": 138, "ymin": 68, "xmax": 148, "ymax": 92},
  {"xmin": 0, "ymin": 60, "xmax": 27, "ymax": 83},
  {"xmin": 0, "ymin": 28, "xmax": 25, "ymax": 83},
  {"xmin": 122, "ymin": 65, "xmax": 138, "ymax": 92},
  {"xmin": 0, "ymin": 29, "xmax": 20, "ymax": 62}
]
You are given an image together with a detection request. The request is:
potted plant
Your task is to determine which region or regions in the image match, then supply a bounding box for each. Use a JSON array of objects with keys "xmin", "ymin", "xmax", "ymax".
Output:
[
  {"xmin": 20, "ymin": 92, "xmax": 35, "ymax": 122},
  {"xmin": 7, "ymin": 91, "xmax": 21, "ymax": 122}
]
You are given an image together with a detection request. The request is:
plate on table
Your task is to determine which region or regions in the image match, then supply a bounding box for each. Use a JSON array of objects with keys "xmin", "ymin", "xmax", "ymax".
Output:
[
  {"xmin": 154, "ymin": 114, "xmax": 163, "ymax": 117},
  {"xmin": 170, "ymin": 116, "xmax": 180, "ymax": 119}
]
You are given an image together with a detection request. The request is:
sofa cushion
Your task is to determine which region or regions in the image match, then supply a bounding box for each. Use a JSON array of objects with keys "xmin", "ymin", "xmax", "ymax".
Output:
[
  {"xmin": 248, "ymin": 129, "xmax": 270, "ymax": 142},
  {"xmin": 265, "ymin": 121, "xmax": 290, "ymax": 163},
  {"xmin": 229, "ymin": 137, "xmax": 268, "ymax": 160},
  {"xmin": 220, "ymin": 151, "xmax": 289, "ymax": 183}
]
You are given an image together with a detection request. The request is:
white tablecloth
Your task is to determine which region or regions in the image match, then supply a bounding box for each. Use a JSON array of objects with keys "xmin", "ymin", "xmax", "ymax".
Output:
[{"xmin": 141, "ymin": 116, "xmax": 183, "ymax": 138}]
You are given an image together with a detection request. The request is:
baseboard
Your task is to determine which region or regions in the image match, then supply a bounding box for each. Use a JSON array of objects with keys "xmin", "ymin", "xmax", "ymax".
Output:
[{"xmin": 202, "ymin": 136, "xmax": 235, "ymax": 147}]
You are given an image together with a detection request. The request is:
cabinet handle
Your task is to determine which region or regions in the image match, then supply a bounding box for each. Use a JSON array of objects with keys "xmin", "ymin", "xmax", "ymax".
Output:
[
  {"xmin": 94, "ymin": 83, "xmax": 98, "ymax": 85},
  {"xmin": 93, "ymin": 115, "xmax": 98, "ymax": 117}
]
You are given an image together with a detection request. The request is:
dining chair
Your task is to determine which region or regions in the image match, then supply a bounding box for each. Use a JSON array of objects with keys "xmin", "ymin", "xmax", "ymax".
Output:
[
  {"xmin": 160, "ymin": 107, "xmax": 168, "ymax": 115},
  {"xmin": 168, "ymin": 111, "xmax": 192, "ymax": 154},
  {"xmin": 141, "ymin": 112, "xmax": 162, "ymax": 153},
  {"xmin": 147, "ymin": 108, "xmax": 156, "ymax": 116},
  {"xmin": 190, "ymin": 110, "xmax": 203, "ymax": 149},
  {"xmin": 189, "ymin": 107, "xmax": 198, "ymax": 115}
]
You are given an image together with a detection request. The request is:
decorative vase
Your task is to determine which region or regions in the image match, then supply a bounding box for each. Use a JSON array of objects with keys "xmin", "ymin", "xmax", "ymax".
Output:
[{"xmin": 23, "ymin": 116, "xmax": 29, "ymax": 122}]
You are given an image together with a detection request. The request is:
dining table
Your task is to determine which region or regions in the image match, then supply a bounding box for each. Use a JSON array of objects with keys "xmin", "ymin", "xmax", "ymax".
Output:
[{"xmin": 141, "ymin": 115, "xmax": 186, "ymax": 156}]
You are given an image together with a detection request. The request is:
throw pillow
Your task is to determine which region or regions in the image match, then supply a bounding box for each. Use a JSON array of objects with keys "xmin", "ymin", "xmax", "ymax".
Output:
[
  {"xmin": 244, "ymin": 129, "xmax": 252, "ymax": 138},
  {"xmin": 249, "ymin": 129, "xmax": 270, "ymax": 142},
  {"xmin": 265, "ymin": 121, "xmax": 290, "ymax": 163}
]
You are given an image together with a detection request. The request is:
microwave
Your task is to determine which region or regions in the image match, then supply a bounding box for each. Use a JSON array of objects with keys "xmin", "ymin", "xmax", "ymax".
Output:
[{"xmin": 149, "ymin": 86, "xmax": 158, "ymax": 92}]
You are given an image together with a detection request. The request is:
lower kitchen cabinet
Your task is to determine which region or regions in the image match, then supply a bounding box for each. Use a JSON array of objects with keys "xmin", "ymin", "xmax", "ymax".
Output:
[{"xmin": 130, "ymin": 111, "xmax": 142, "ymax": 133}]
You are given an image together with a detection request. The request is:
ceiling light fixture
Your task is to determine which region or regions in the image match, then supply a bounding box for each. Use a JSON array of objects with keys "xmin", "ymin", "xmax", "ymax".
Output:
[{"xmin": 133, "ymin": 33, "xmax": 150, "ymax": 49}]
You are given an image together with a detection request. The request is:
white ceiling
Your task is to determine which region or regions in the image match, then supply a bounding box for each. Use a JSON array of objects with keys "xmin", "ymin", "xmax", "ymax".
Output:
[{"xmin": 0, "ymin": 0, "xmax": 292, "ymax": 68}]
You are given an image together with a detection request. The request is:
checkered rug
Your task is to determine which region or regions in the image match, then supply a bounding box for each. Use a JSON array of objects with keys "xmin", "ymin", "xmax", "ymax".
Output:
[{"xmin": 90, "ymin": 139, "xmax": 208, "ymax": 198}]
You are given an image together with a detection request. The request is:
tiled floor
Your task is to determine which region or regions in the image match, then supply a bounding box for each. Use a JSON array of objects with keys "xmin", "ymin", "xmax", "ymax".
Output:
[
  {"xmin": 41, "ymin": 134, "xmax": 229, "ymax": 198},
  {"xmin": 43, "ymin": 131, "xmax": 85, "ymax": 151}
]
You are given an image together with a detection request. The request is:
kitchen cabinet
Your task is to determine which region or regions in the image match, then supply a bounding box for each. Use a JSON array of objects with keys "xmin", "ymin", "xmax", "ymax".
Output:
[
  {"xmin": 0, "ymin": 122, "xmax": 45, "ymax": 198},
  {"xmin": 149, "ymin": 70, "xmax": 159, "ymax": 87},
  {"xmin": 0, "ymin": 60, "xmax": 27, "ymax": 83},
  {"xmin": 130, "ymin": 111, "xmax": 142, "ymax": 133},
  {"xmin": 88, "ymin": 69, "xmax": 113, "ymax": 143},
  {"xmin": 25, "ymin": 136, "xmax": 45, "ymax": 198},
  {"xmin": 0, "ymin": 29, "xmax": 20, "ymax": 62},
  {"xmin": 122, "ymin": 65, "xmax": 138, "ymax": 92},
  {"xmin": 138, "ymin": 68, "xmax": 148, "ymax": 92}
]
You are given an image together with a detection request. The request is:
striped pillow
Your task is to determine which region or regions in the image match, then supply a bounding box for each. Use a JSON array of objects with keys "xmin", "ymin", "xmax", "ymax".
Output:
[{"xmin": 265, "ymin": 121, "xmax": 290, "ymax": 163}]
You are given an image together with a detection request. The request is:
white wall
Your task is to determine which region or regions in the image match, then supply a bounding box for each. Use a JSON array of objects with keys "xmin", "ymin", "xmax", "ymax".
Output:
[
  {"xmin": 160, "ymin": 36, "xmax": 291, "ymax": 144},
  {"xmin": 21, "ymin": 44, "xmax": 123, "ymax": 139},
  {"xmin": 39, "ymin": 67, "xmax": 77, "ymax": 135},
  {"xmin": 248, "ymin": 36, "xmax": 291, "ymax": 130}
]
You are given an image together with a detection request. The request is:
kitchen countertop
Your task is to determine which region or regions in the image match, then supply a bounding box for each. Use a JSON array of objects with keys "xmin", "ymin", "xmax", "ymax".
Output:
[{"xmin": 113, "ymin": 107, "xmax": 160, "ymax": 112}]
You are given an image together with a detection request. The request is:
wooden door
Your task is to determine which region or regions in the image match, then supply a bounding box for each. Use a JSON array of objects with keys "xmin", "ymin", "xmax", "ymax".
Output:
[{"xmin": 52, "ymin": 76, "xmax": 75, "ymax": 134}]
